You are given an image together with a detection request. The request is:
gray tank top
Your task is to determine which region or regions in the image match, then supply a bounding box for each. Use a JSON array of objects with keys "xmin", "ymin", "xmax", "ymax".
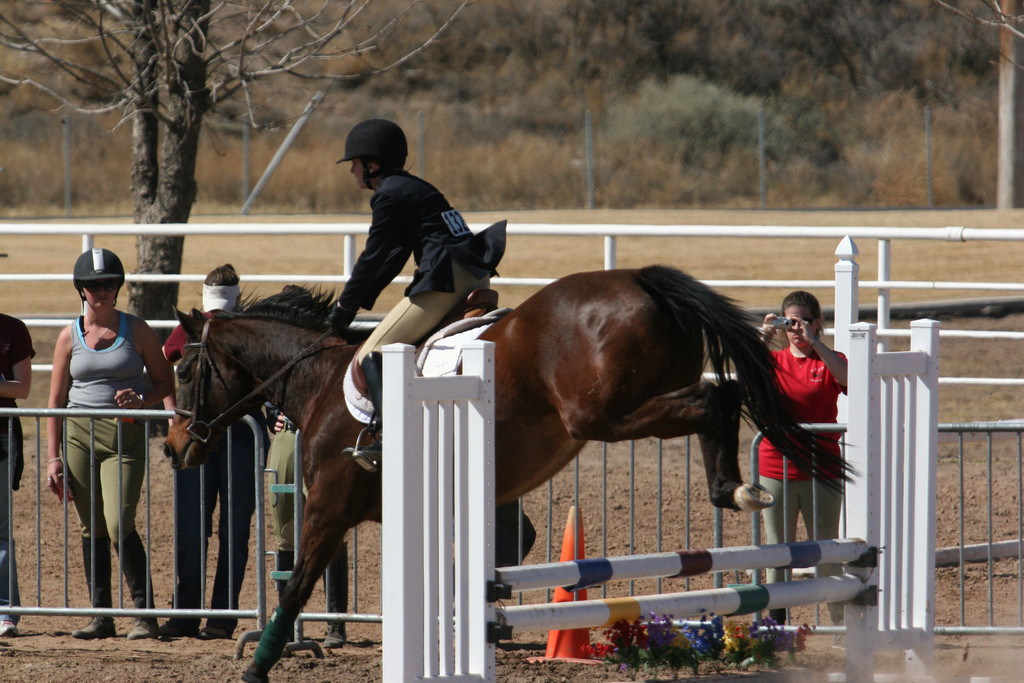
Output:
[{"xmin": 68, "ymin": 312, "xmax": 145, "ymax": 409}]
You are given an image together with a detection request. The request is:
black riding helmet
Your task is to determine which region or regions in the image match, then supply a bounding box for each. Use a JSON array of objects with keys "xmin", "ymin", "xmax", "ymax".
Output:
[
  {"xmin": 337, "ymin": 118, "xmax": 408, "ymax": 171},
  {"xmin": 73, "ymin": 247, "xmax": 126, "ymax": 291}
]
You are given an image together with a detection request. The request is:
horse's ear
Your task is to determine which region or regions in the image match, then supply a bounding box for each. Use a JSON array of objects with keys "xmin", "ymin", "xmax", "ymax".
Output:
[{"xmin": 176, "ymin": 308, "xmax": 205, "ymax": 340}]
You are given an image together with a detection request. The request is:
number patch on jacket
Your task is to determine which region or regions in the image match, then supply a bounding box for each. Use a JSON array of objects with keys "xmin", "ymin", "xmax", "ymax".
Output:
[{"xmin": 442, "ymin": 210, "xmax": 471, "ymax": 237}]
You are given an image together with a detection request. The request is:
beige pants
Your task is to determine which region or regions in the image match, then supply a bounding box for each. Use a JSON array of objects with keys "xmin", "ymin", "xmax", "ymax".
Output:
[
  {"xmin": 356, "ymin": 262, "xmax": 490, "ymax": 363},
  {"xmin": 267, "ymin": 429, "xmax": 303, "ymax": 551},
  {"xmin": 761, "ymin": 477, "xmax": 845, "ymax": 625}
]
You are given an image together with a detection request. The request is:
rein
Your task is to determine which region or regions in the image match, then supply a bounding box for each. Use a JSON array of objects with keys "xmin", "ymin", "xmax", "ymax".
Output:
[{"xmin": 177, "ymin": 317, "xmax": 332, "ymax": 443}]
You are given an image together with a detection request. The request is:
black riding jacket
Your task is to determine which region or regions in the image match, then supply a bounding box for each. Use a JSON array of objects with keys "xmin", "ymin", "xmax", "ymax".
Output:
[{"xmin": 336, "ymin": 171, "xmax": 505, "ymax": 313}]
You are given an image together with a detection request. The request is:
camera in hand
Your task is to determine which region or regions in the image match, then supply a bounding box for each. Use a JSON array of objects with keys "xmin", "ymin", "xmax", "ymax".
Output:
[{"xmin": 770, "ymin": 317, "xmax": 793, "ymax": 329}]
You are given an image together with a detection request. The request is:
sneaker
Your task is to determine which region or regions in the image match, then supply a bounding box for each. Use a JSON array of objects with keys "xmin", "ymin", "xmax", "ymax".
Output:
[
  {"xmin": 72, "ymin": 616, "xmax": 116, "ymax": 639},
  {"xmin": 0, "ymin": 620, "xmax": 18, "ymax": 637},
  {"xmin": 127, "ymin": 617, "xmax": 159, "ymax": 640}
]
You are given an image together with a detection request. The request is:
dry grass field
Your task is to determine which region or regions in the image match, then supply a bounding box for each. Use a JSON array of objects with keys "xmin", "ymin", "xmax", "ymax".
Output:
[{"xmin": 0, "ymin": 208, "xmax": 1022, "ymax": 682}]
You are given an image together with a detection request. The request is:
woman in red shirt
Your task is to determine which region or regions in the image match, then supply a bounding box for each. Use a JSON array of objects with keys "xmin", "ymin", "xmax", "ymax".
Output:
[{"xmin": 758, "ymin": 291, "xmax": 847, "ymax": 633}]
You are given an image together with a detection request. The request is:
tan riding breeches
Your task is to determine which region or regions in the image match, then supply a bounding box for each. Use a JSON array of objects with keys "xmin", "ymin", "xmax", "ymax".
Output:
[
  {"xmin": 65, "ymin": 416, "xmax": 147, "ymax": 541},
  {"xmin": 356, "ymin": 261, "xmax": 490, "ymax": 364},
  {"xmin": 267, "ymin": 428, "xmax": 305, "ymax": 551}
]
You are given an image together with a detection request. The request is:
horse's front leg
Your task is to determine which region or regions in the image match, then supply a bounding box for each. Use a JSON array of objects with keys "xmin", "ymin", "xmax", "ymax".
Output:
[{"xmin": 242, "ymin": 502, "xmax": 349, "ymax": 683}]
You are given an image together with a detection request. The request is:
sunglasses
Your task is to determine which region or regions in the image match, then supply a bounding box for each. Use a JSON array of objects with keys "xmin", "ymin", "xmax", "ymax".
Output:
[{"xmin": 82, "ymin": 280, "xmax": 120, "ymax": 292}]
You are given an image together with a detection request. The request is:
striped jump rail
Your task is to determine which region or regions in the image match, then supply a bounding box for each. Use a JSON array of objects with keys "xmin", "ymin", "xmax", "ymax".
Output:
[
  {"xmin": 498, "ymin": 574, "xmax": 867, "ymax": 631},
  {"xmin": 496, "ymin": 538, "xmax": 870, "ymax": 592}
]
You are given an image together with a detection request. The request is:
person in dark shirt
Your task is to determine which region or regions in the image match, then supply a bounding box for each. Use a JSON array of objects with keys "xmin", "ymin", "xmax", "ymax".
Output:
[
  {"xmin": 159, "ymin": 264, "xmax": 268, "ymax": 641},
  {"xmin": 324, "ymin": 118, "xmax": 506, "ymax": 471},
  {"xmin": 0, "ymin": 312, "xmax": 35, "ymax": 637}
]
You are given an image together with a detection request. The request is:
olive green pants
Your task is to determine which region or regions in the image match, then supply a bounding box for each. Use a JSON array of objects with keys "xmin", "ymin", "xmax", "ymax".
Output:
[
  {"xmin": 356, "ymin": 262, "xmax": 490, "ymax": 364},
  {"xmin": 65, "ymin": 417, "xmax": 147, "ymax": 541}
]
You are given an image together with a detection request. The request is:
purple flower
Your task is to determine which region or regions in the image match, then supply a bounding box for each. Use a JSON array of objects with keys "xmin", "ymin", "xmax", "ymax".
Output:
[{"xmin": 646, "ymin": 613, "xmax": 678, "ymax": 649}]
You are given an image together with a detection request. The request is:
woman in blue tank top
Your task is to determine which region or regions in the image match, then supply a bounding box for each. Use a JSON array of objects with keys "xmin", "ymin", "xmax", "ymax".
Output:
[{"xmin": 45, "ymin": 248, "xmax": 174, "ymax": 641}]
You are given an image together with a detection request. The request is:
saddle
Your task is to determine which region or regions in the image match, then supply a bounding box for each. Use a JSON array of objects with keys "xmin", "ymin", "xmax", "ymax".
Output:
[{"xmin": 348, "ymin": 288, "xmax": 500, "ymax": 397}]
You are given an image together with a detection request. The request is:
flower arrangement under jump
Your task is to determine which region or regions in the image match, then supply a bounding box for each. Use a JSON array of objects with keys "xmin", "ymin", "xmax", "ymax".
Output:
[{"xmin": 585, "ymin": 611, "xmax": 812, "ymax": 680}]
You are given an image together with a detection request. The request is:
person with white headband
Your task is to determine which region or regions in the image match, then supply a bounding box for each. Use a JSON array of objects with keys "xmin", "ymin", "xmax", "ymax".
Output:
[
  {"xmin": 202, "ymin": 282, "xmax": 240, "ymax": 313},
  {"xmin": 159, "ymin": 264, "xmax": 269, "ymax": 640}
]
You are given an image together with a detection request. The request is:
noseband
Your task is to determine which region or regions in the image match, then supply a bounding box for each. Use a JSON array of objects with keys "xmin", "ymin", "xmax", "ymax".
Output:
[{"xmin": 175, "ymin": 318, "xmax": 330, "ymax": 443}]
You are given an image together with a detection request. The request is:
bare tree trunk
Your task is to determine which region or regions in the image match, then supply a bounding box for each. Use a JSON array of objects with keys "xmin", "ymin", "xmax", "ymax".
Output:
[
  {"xmin": 126, "ymin": 0, "xmax": 210, "ymax": 329},
  {"xmin": 998, "ymin": 0, "xmax": 1024, "ymax": 208}
]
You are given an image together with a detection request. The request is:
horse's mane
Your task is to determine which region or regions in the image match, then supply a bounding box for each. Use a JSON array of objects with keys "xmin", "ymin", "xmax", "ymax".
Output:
[{"xmin": 218, "ymin": 285, "xmax": 338, "ymax": 331}]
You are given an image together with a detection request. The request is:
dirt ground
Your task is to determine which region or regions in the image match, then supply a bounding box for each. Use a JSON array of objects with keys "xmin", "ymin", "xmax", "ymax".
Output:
[{"xmin": 2, "ymin": 210, "xmax": 1023, "ymax": 682}]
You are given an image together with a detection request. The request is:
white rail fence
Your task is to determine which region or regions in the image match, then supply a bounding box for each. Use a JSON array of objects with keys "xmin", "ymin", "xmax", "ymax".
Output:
[{"xmin": 2, "ymin": 222, "xmax": 1022, "ymax": 388}]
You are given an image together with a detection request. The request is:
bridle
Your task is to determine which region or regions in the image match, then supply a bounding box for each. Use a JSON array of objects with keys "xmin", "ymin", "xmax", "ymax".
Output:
[{"xmin": 175, "ymin": 317, "xmax": 331, "ymax": 443}]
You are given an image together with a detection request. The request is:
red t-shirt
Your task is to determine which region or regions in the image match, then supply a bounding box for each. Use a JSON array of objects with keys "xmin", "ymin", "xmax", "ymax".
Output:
[
  {"xmin": 0, "ymin": 314, "xmax": 35, "ymax": 409},
  {"xmin": 163, "ymin": 324, "xmax": 188, "ymax": 363},
  {"xmin": 757, "ymin": 347, "xmax": 846, "ymax": 480}
]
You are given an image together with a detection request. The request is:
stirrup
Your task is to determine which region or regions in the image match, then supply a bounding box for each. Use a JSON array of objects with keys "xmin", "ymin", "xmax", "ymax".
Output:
[{"xmin": 344, "ymin": 426, "xmax": 381, "ymax": 472}]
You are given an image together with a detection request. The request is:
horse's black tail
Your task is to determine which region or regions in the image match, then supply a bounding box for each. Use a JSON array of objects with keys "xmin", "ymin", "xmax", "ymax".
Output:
[{"xmin": 635, "ymin": 264, "xmax": 852, "ymax": 489}]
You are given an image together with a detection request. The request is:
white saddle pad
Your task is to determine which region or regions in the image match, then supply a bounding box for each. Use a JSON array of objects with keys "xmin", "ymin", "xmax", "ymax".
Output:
[{"xmin": 343, "ymin": 309, "xmax": 511, "ymax": 424}]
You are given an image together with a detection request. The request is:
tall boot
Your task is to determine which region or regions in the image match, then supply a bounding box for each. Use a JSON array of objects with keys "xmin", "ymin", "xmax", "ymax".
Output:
[
  {"xmin": 347, "ymin": 352, "xmax": 384, "ymax": 472},
  {"xmin": 119, "ymin": 531, "xmax": 158, "ymax": 640},
  {"xmin": 72, "ymin": 537, "xmax": 116, "ymax": 639},
  {"xmin": 323, "ymin": 543, "xmax": 348, "ymax": 648},
  {"xmin": 275, "ymin": 550, "xmax": 294, "ymax": 602}
]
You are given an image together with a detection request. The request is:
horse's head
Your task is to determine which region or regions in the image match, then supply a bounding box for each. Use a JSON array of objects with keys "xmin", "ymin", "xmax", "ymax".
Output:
[
  {"xmin": 163, "ymin": 309, "xmax": 261, "ymax": 470},
  {"xmin": 163, "ymin": 285, "xmax": 361, "ymax": 471}
]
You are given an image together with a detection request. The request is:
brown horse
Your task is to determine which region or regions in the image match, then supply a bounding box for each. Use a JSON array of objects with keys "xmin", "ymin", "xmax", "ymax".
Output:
[{"xmin": 162, "ymin": 265, "xmax": 846, "ymax": 683}]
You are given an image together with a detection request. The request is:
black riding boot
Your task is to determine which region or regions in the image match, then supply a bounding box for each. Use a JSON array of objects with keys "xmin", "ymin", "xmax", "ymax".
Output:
[
  {"xmin": 275, "ymin": 549, "xmax": 295, "ymax": 601},
  {"xmin": 323, "ymin": 542, "xmax": 348, "ymax": 648},
  {"xmin": 72, "ymin": 537, "xmax": 116, "ymax": 639},
  {"xmin": 347, "ymin": 352, "xmax": 384, "ymax": 472},
  {"xmin": 768, "ymin": 608, "xmax": 787, "ymax": 625},
  {"xmin": 119, "ymin": 531, "xmax": 159, "ymax": 640}
]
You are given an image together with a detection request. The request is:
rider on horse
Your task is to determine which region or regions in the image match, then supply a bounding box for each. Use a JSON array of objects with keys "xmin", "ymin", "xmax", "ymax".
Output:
[{"xmin": 325, "ymin": 118, "xmax": 506, "ymax": 470}]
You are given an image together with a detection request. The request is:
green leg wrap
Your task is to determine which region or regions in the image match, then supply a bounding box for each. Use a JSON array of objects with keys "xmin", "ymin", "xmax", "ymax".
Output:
[{"xmin": 252, "ymin": 606, "xmax": 295, "ymax": 671}]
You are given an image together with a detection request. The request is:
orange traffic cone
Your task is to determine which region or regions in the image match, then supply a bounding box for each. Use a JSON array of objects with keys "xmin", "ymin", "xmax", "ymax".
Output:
[{"xmin": 528, "ymin": 506, "xmax": 597, "ymax": 663}]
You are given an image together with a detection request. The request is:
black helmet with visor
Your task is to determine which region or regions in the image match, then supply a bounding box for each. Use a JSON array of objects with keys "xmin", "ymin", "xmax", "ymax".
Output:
[
  {"xmin": 73, "ymin": 248, "xmax": 126, "ymax": 293},
  {"xmin": 337, "ymin": 118, "xmax": 408, "ymax": 171}
]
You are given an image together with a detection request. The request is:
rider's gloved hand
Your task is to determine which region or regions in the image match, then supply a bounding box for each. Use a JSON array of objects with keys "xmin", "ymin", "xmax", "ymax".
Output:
[{"xmin": 326, "ymin": 303, "xmax": 356, "ymax": 336}]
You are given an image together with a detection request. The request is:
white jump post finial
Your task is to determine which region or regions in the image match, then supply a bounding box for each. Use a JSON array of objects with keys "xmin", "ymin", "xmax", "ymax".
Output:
[
  {"xmin": 833, "ymin": 235, "xmax": 860, "ymax": 358},
  {"xmin": 834, "ymin": 235, "xmax": 859, "ymax": 427}
]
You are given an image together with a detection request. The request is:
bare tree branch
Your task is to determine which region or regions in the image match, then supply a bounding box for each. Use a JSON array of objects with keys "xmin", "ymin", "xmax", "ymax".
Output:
[
  {"xmin": 932, "ymin": 0, "xmax": 1024, "ymax": 40},
  {"xmin": 0, "ymin": 0, "xmax": 474, "ymax": 321}
]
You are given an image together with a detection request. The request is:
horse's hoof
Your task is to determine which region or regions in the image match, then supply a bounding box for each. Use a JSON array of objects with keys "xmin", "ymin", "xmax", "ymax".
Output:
[
  {"xmin": 733, "ymin": 482, "xmax": 774, "ymax": 511},
  {"xmin": 241, "ymin": 665, "xmax": 268, "ymax": 683}
]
